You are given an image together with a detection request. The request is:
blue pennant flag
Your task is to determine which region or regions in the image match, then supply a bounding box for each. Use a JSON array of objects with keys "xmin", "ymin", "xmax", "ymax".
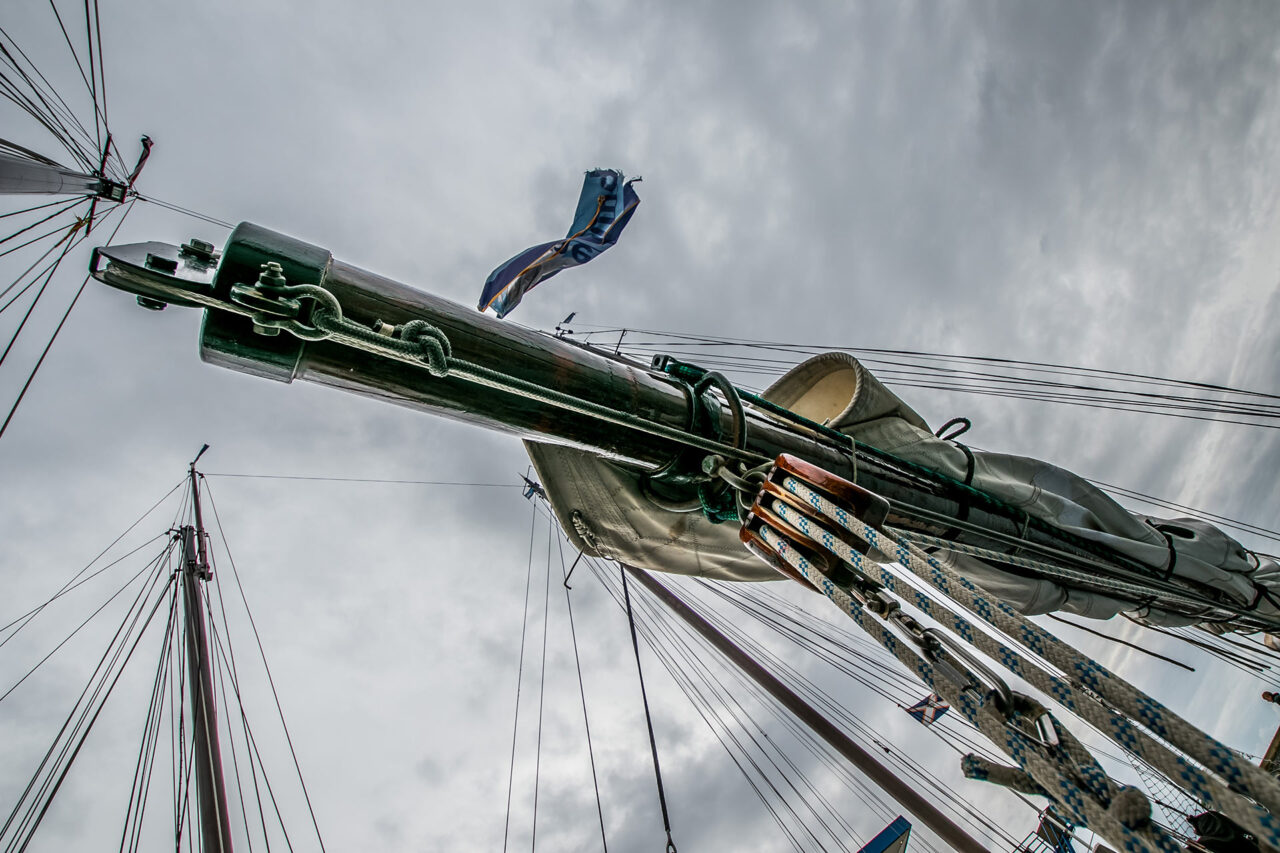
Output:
[
  {"xmin": 905, "ymin": 694, "xmax": 950, "ymax": 725},
  {"xmin": 478, "ymin": 169, "xmax": 640, "ymax": 318}
]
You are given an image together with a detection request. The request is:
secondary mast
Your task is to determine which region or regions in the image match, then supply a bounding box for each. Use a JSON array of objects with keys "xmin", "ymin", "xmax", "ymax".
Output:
[{"xmin": 181, "ymin": 444, "xmax": 235, "ymax": 853}]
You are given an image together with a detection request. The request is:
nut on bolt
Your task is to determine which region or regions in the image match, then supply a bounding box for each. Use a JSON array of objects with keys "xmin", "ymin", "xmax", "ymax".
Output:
[
  {"xmin": 178, "ymin": 237, "xmax": 218, "ymax": 264},
  {"xmin": 257, "ymin": 261, "xmax": 288, "ymax": 291}
]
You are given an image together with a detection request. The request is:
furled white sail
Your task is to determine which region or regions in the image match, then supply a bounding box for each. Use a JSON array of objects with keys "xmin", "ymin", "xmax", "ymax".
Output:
[{"xmin": 529, "ymin": 353, "xmax": 1280, "ymax": 628}]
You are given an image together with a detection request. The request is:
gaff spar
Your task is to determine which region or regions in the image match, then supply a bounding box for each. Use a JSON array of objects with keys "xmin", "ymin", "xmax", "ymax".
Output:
[{"xmin": 82, "ymin": 221, "xmax": 1280, "ymax": 853}]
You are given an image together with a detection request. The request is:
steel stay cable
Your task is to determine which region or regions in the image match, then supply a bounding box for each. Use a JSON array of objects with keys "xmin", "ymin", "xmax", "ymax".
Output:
[
  {"xmin": 0, "ymin": 198, "xmax": 133, "ymax": 441},
  {"xmin": 680, "ymin": 582, "xmax": 1018, "ymax": 850},
  {"xmin": 640, "ymin": 344, "xmax": 1280, "ymax": 419},
  {"xmin": 539, "ymin": 505, "xmax": 897, "ymax": 850},
  {"xmin": 887, "ymin": 529, "xmax": 1215, "ymax": 615},
  {"xmin": 0, "ymin": 538, "xmax": 175, "ymax": 847},
  {"xmin": 770, "ymin": 477, "xmax": 1280, "ymax": 847},
  {"xmin": 0, "ymin": 62, "xmax": 97, "ymax": 171},
  {"xmin": 582, "ymin": 325, "xmax": 1280, "ymax": 404},
  {"xmin": 119, "ymin": 583, "xmax": 179, "ymax": 853},
  {"xmin": 631, "ymin": 587, "xmax": 848, "ymax": 853},
  {"xmin": 610, "ymin": 339, "xmax": 1280, "ymax": 430},
  {"xmin": 0, "ymin": 197, "xmax": 82, "ymax": 221},
  {"xmin": 204, "ymin": 595, "xmax": 291, "ymax": 852},
  {"xmin": 45, "ymin": 0, "xmax": 95, "ymax": 134},
  {"xmin": 10, "ymin": 559, "xmax": 173, "ymax": 851},
  {"xmin": 203, "ymin": 603, "xmax": 297, "ymax": 853},
  {"xmin": 570, "ymin": 535, "xmax": 931, "ymax": 845},
  {"xmin": 502, "ymin": 501, "xmax": 539, "ymax": 853},
  {"xmin": 203, "ymin": 546, "xmax": 262, "ymax": 853},
  {"xmin": 591, "ymin": 562, "xmax": 830, "ymax": 853},
  {"xmin": 0, "ymin": 196, "xmax": 87, "ymax": 249},
  {"xmin": 620, "ymin": 566, "xmax": 679, "ymax": 852},
  {"xmin": 80, "ymin": 0, "xmax": 99, "ymax": 156},
  {"xmin": 679, "ymin": 578, "xmax": 1024, "ymax": 849},
  {"xmin": 0, "ymin": 544, "xmax": 169, "ymax": 704},
  {"xmin": 1042, "ymin": 615, "xmax": 1194, "ymax": 674},
  {"xmin": 6, "ymin": 568, "xmax": 175, "ymax": 853},
  {"xmin": 0, "ymin": 61, "xmax": 95, "ymax": 163},
  {"xmin": 552, "ymin": 531, "xmax": 609, "ymax": 853},
  {"xmin": 702, "ymin": 584, "xmax": 994, "ymax": 760},
  {"xmin": 0, "ymin": 529, "xmax": 170, "ymax": 644},
  {"xmin": 202, "ymin": 479, "xmax": 325, "ymax": 851},
  {"xmin": 630, "ymin": 581, "xmax": 860, "ymax": 852},
  {"xmin": 568, "ymin": 535, "xmax": 967, "ymax": 850},
  {"xmin": 203, "ymin": 535, "xmax": 276, "ymax": 853},
  {"xmin": 0, "ymin": 13, "xmax": 111, "ymax": 170},
  {"xmin": 531, "ymin": 518, "xmax": 553, "ymax": 851},
  {"xmin": 0, "ymin": 218, "xmax": 86, "ymax": 369}
]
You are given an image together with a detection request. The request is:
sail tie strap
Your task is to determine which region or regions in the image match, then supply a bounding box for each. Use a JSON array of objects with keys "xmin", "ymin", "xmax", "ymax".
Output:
[{"xmin": 766, "ymin": 476, "xmax": 1280, "ymax": 849}]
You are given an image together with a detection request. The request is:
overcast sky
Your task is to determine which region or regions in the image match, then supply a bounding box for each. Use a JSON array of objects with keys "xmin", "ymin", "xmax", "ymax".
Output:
[{"xmin": 3, "ymin": 1, "xmax": 1280, "ymax": 851}]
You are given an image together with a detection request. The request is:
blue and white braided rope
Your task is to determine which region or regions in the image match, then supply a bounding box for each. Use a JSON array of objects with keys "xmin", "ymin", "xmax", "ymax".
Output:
[{"xmin": 775, "ymin": 475, "xmax": 1280, "ymax": 847}]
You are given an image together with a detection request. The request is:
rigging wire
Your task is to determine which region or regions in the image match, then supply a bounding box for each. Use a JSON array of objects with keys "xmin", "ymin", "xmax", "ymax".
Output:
[
  {"xmin": 203, "ymin": 478, "xmax": 328, "ymax": 852},
  {"xmin": 0, "ymin": 546, "xmax": 167, "ymax": 705},
  {"xmin": 1045, "ymin": 614, "xmax": 1194, "ymax": 671},
  {"xmin": 576, "ymin": 325, "xmax": 1280, "ymax": 428},
  {"xmin": 119, "ymin": 583, "xmax": 179, "ymax": 853},
  {"xmin": 0, "ymin": 197, "xmax": 133, "ymax": 441},
  {"xmin": 0, "ymin": 195, "xmax": 85, "ymax": 248},
  {"xmin": 0, "ymin": 477, "xmax": 183, "ymax": 646},
  {"xmin": 580, "ymin": 547, "xmax": 1005, "ymax": 853},
  {"xmin": 0, "ymin": 531, "xmax": 167, "ymax": 647},
  {"xmin": 593, "ymin": 562, "xmax": 827, "ymax": 852},
  {"xmin": 0, "ymin": 214, "xmax": 85, "ymax": 370},
  {"xmin": 0, "ymin": 34, "xmax": 98, "ymax": 171},
  {"xmin": 554, "ymin": 533, "xmax": 609, "ymax": 852},
  {"xmin": 1, "ymin": 557, "xmax": 174, "ymax": 853},
  {"xmin": 620, "ymin": 565, "xmax": 679, "ymax": 853},
  {"xmin": 0, "ymin": 222, "xmax": 91, "ymax": 312},
  {"xmin": 133, "ymin": 193, "xmax": 234, "ymax": 229},
  {"xmin": 204, "ymin": 472, "xmax": 522, "ymax": 488},
  {"xmin": 531, "ymin": 517, "xmax": 553, "ymax": 851},
  {"xmin": 684, "ymin": 579, "xmax": 1023, "ymax": 850},
  {"xmin": 502, "ymin": 501, "xmax": 539, "ymax": 853},
  {"xmin": 0, "ymin": 197, "xmax": 83, "ymax": 220},
  {"xmin": 45, "ymin": 0, "xmax": 98, "ymax": 149},
  {"xmin": 204, "ymin": 544, "xmax": 268, "ymax": 853}
]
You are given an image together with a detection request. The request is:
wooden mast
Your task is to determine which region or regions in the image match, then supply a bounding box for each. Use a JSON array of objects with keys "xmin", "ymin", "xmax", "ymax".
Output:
[{"xmin": 181, "ymin": 445, "xmax": 235, "ymax": 853}]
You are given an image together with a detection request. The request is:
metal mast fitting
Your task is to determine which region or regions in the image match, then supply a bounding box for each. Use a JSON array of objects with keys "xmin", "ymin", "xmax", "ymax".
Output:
[{"xmin": 0, "ymin": 150, "xmax": 125, "ymax": 200}]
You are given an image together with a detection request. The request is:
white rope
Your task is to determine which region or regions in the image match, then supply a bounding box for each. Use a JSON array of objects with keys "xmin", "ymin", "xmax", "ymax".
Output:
[
  {"xmin": 773, "ymin": 475, "xmax": 1280, "ymax": 848},
  {"xmin": 757, "ymin": 523, "xmax": 1180, "ymax": 853}
]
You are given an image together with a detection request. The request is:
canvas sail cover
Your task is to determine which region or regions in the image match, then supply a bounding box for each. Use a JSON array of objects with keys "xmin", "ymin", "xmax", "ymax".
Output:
[{"xmin": 526, "ymin": 352, "xmax": 1280, "ymax": 627}]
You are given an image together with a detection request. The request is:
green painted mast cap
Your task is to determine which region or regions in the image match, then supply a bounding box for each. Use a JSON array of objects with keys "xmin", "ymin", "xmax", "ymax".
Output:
[{"xmin": 200, "ymin": 222, "xmax": 333, "ymax": 382}]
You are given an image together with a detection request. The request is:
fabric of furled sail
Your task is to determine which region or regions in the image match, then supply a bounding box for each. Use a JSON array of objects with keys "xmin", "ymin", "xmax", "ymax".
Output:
[
  {"xmin": 527, "ymin": 440, "xmax": 779, "ymax": 581},
  {"xmin": 527, "ymin": 351, "xmax": 1280, "ymax": 627}
]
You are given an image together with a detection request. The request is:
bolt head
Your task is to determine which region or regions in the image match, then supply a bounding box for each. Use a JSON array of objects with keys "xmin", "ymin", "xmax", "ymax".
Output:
[{"xmin": 144, "ymin": 253, "xmax": 178, "ymax": 273}]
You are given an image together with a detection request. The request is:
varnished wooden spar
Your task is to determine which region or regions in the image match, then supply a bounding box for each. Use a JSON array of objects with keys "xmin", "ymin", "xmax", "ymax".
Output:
[
  {"xmin": 93, "ymin": 223, "xmax": 859, "ymax": 476},
  {"xmin": 93, "ymin": 223, "xmax": 1232, "ymax": 626}
]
